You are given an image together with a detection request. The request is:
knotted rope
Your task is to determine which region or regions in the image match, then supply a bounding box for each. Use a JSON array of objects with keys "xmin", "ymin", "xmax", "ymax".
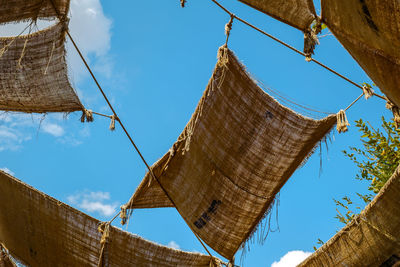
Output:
[
  {"xmin": 80, "ymin": 109, "xmax": 94, "ymax": 123},
  {"xmin": 97, "ymin": 222, "xmax": 111, "ymax": 267},
  {"xmin": 304, "ymin": 18, "xmax": 321, "ymax": 62},
  {"xmin": 224, "ymin": 14, "xmax": 234, "ymax": 46},
  {"xmin": 386, "ymin": 101, "xmax": 400, "ymax": 128},
  {"xmin": 362, "ymin": 84, "xmax": 374, "ymax": 100},
  {"xmin": 120, "ymin": 204, "xmax": 128, "ymax": 225},
  {"xmin": 109, "ymin": 114, "xmax": 116, "ymax": 131},
  {"xmin": 180, "ymin": 0, "xmax": 186, "ymax": 7},
  {"xmin": 336, "ymin": 110, "xmax": 350, "ymax": 133}
]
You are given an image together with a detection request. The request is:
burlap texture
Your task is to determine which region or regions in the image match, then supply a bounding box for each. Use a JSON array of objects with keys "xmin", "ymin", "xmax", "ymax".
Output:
[
  {"xmin": 0, "ymin": 22, "xmax": 83, "ymax": 113},
  {"xmin": 238, "ymin": 0, "xmax": 316, "ymax": 31},
  {"xmin": 299, "ymin": 165, "xmax": 400, "ymax": 267},
  {"xmin": 126, "ymin": 47, "xmax": 336, "ymax": 259},
  {"xmin": 0, "ymin": 171, "xmax": 219, "ymax": 267},
  {"xmin": 322, "ymin": 0, "xmax": 400, "ymax": 107},
  {"xmin": 0, "ymin": 0, "xmax": 70, "ymax": 24}
]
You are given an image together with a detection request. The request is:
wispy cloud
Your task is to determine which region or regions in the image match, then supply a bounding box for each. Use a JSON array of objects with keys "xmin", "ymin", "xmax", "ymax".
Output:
[
  {"xmin": 271, "ymin": 251, "xmax": 312, "ymax": 267},
  {"xmin": 0, "ymin": 113, "xmax": 88, "ymax": 151},
  {"xmin": 67, "ymin": 191, "xmax": 118, "ymax": 217},
  {"xmin": 0, "ymin": 167, "xmax": 14, "ymax": 176},
  {"xmin": 42, "ymin": 122, "xmax": 65, "ymax": 137},
  {"xmin": 68, "ymin": 0, "xmax": 113, "ymax": 83},
  {"xmin": 167, "ymin": 241, "xmax": 180, "ymax": 250}
]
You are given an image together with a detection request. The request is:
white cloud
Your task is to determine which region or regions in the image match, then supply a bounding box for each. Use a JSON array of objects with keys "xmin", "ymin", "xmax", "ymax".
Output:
[
  {"xmin": 67, "ymin": 191, "xmax": 118, "ymax": 217},
  {"xmin": 42, "ymin": 122, "xmax": 65, "ymax": 137},
  {"xmin": 167, "ymin": 241, "xmax": 180, "ymax": 250},
  {"xmin": 271, "ymin": 251, "xmax": 312, "ymax": 267},
  {"xmin": 0, "ymin": 113, "xmax": 88, "ymax": 151},
  {"xmin": 68, "ymin": 0, "xmax": 113, "ymax": 82},
  {"xmin": 0, "ymin": 167, "xmax": 15, "ymax": 176},
  {"xmin": 0, "ymin": 121, "xmax": 32, "ymax": 151}
]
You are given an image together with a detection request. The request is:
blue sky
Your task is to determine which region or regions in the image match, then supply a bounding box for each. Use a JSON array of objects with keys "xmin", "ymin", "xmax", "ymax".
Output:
[{"xmin": 0, "ymin": 0, "xmax": 393, "ymax": 266}]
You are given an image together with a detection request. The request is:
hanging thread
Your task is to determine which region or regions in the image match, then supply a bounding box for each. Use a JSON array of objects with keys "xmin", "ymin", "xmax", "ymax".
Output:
[
  {"xmin": 336, "ymin": 110, "xmax": 350, "ymax": 133},
  {"xmin": 44, "ymin": 41, "xmax": 56, "ymax": 75},
  {"xmin": 17, "ymin": 39, "xmax": 29, "ymax": 69}
]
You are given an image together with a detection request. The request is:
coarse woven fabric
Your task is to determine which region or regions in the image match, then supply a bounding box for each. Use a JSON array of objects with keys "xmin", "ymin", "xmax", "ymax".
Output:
[
  {"xmin": 298, "ymin": 164, "xmax": 400, "ymax": 267},
  {"xmin": 0, "ymin": 22, "xmax": 83, "ymax": 113},
  {"xmin": 238, "ymin": 0, "xmax": 317, "ymax": 31},
  {"xmin": 0, "ymin": 171, "xmax": 220, "ymax": 267},
  {"xmin": 322, "ymin": 0, "xmax": 400, "ymax": 107},
  {"xmin": 0, "ymin": 0, "xmax": 70, "ymax": 24},
  {"xmin": 125, "ymin": 47, "xmax": 337, "ymax": 260}
]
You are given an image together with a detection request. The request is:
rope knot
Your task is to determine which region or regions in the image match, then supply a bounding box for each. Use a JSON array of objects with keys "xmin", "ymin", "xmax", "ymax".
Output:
[
  {"xmin": 362, "ymin": 84, "xmax": 374, "ymax": 99},
  {"xmin": 80, "ymin": 109, "xmax": 94, "ymax": 123},
  {"xmin": 304, "ymin": 18, "xmax": 321, "ymax": 62},
  {"xmin": 336, "ymin": 109, "xmax": 350, "ymax": 133},
  {"xmin": 217, "ymin": 45, "xmax": 229, "ymax": 67},
  {"xmin": 386, "ymin": 100, "xmax": 400, "ymax": 128},
  {"xmin": 98, "ymin": 222, "xmax": 110, "ymax": 245},
  {"xmin": 120, "ymin": 204, "xmax": 128, "ymax": 225},
  {"xmin": 225, "ymin": 14, "xmax": 234, "ymax": 37},
  {"xmin": 180, "ymin": 0, "xmax": 186, "ymax": 7},
  {"xmin": 304, "ymin": 30, "xmax": 319, "ymax": 62},
  {"xmin": 109, "ymin": 114, "xmax": 116, "ymax": 131}
]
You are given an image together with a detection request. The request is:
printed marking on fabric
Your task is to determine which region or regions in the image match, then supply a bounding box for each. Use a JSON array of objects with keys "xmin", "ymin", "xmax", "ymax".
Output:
[
  {"xmin": 265, "ymin": 110, "xmax": 274, "ymax": 120},
  {"xmin": 193, "ymin": 200, "xmax": 222, "ymax": 229}
]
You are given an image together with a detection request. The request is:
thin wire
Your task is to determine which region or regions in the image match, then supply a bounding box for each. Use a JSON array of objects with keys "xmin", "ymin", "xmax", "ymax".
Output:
[
  {"xmin": 210, "ymin": 0, "xmax": 387, "ymax": 101},
  {"xmin": 48, "ymin": 0, "xmax": 217, "ymax": 262}
]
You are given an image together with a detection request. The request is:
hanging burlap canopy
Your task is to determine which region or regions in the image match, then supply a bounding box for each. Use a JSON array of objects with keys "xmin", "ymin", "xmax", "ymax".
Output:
[
  {"xmin": 299, "ymin": 165, "xmax": 400, "ymax": 267},
  {"xmin": 0, "ymin": 21, "xmax": 83, "ymax": 113},
  {"xmin": 124, "ymin": 46, "xmax": 337, "ymax": 260},
  {"xmin": 321, "ymin": 0, "xmax": 400, "ymax": 107},
  {"xmin": 0, "ymin": 0, "xmax": 70, "ymax": 24},
  {"xmin": 238, "ymin": 0, "xmax": 317, "ymax": 31},
  {"xmin": 0, "ymin": 170, "xmax": 220, "ymax": 267}
]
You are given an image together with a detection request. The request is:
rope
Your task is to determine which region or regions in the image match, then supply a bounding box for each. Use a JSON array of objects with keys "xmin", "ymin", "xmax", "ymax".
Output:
[
  {"xmin": 209, "ymin": 0, "xmax": 387, "ymax": 102},
  {"xmin": 49, "ymin": 0, "xmax": 218, "ymax": 262},
  {"xmin": 224, "ymin": 14, "xmax": 234, "ymax": 46},
  {"xmin": 97, "ymin": 222, "xmax": 111, "ymax": 267},
  {"xmin": 344, "ymin": 93, "xmax": 364, "ymax": 112}
]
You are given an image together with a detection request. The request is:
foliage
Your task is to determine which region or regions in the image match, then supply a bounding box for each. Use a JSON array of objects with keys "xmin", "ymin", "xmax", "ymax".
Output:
[{"xmin": 334, "ymin": 117, "xmax": 400, "ymax": 225}]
